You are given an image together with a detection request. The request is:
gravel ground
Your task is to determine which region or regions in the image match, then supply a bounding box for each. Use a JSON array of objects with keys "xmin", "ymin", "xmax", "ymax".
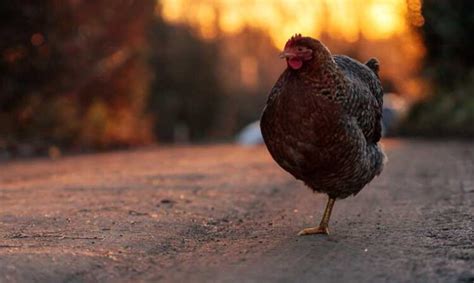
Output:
[{"xmin": 0, "ymin": 139, "xmax": 473, "ymax": 283}]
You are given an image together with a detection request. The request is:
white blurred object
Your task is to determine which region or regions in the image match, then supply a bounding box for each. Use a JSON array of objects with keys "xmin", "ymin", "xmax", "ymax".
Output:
[
  {"xmin": 382, "ymin": 93, "xmax": 410, "ymax": 136},
  {"xmin": 236, "ymin": 121, "xmax": 263, "ymax": 145}
]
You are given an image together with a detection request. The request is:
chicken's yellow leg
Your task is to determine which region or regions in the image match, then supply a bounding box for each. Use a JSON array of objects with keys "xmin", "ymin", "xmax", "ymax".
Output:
[{"xmin": 298, "ymin": 196, "xmax": 335, "ymax": 236}]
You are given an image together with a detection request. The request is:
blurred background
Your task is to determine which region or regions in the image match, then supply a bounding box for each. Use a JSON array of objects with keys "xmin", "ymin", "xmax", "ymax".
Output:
[{"xmin": 0, "ymin": 0, "xmax": 473, "ymax": 159}]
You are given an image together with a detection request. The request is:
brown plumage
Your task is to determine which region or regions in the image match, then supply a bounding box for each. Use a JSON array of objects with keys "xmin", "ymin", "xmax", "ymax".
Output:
[{"xmin": 260, "ymin": 34, "xmax": 385, "ymax": 235}]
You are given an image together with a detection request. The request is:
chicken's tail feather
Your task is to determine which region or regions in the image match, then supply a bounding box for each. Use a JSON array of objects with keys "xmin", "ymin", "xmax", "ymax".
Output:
[{"xmin": 365, "ymin": 58, "xmax": 380, "ymax": 76}]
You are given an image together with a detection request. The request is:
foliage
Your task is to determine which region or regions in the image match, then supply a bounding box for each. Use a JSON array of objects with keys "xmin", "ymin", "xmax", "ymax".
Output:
[
  {"xmin": 0, "ymin": 1, "xmax": 276, "ymax": 150},
  {"xmin": 148, "ymin": 17, "xmax": 223, "ymax": 142},
  {"xmin": 401, "ymin": 0, "xmax": 474, "ymax": 137},
  {"xmin": 402, "ymin": 77, "xmax": 474, "ymax": 137},
  {"xmin": 0, "ymin": 1, "xmax": 155, "ymax": 154}
]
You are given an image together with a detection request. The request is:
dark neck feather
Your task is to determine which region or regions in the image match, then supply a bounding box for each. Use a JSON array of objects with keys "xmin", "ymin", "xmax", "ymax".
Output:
[{"xmin": 297, "ymin": 55, "xmax": 347, "ymax": 100}]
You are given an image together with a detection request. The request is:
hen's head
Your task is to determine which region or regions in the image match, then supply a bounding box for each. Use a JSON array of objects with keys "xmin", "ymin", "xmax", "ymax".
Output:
[{"xmin": 280, "ymin": 34, "xmax": 331, "ymax": 71}]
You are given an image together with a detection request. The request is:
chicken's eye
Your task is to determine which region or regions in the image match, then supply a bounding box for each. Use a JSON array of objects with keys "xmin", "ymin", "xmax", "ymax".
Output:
[{"xmin": 297, "ymin": 47, "xmax": 304, "ymax": 52}]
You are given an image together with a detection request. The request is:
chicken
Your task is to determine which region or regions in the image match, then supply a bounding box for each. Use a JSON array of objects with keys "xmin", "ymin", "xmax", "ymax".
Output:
[{"xmin": 260, "ymin": 34, "xmax": 386, "ymax": 235}]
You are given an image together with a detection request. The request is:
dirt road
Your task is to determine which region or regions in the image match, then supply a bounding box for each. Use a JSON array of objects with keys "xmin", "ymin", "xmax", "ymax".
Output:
[{"xmin": 0, "ymin": 140, "xmax": 473, "ymax": 282}]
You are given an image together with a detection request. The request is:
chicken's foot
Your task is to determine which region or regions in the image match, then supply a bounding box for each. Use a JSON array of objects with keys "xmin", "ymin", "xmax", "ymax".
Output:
[{"xmin": 298, "ymin": 196, "xmax": 335, "ymax": 236}]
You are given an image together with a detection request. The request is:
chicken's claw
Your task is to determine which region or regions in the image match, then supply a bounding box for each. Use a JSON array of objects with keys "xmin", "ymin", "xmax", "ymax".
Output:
[{"xmin": 297, "ymin": 226, "xmax": 329, "ymax": 236}]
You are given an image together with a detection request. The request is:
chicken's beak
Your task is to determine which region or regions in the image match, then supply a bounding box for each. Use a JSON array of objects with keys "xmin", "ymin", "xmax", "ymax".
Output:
[{"xmin": 279, "ymin": 51, "xmax": 295, "ymax": 59}]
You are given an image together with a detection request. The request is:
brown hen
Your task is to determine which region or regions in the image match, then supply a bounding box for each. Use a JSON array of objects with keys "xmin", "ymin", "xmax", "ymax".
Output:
[{"xmin": 260, "ymin": 34, "xmax": 386, "ymax": 235}]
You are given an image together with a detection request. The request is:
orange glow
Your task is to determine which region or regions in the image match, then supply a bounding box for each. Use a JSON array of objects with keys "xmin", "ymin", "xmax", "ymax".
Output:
[
  {"xmin": 363, "ymin": 1, "xmax": 407, "ymax": 39},
  {"xmin": 157, "ymin": 0, "xmax": 426, "ymax": 99},
  {"xmin": 158, "ymin": 0, "xmax": 423, "ymax": 47},
  {"xmin": 31, "ymin": 33, "xmax": 45, "ymax": 46},
  {"xmin": 326, "ymin": 0, "xmax": 360, "ymax": 42},
  {"xmin": 240, "ymin": 56, "xmax": 258, "ymax": 88}
]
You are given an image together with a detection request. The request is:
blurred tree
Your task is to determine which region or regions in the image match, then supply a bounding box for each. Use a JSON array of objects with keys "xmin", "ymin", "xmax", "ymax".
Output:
[
  {"xmin": 212, "ymin": 29, "xmax": 283, "ymax": 139},
  {"xmin": 421, "ymin": 1, "xmax": 474, "ymax": 87},
  {"xmin": 148, "ymin": 15, "xmax": 222, "ymax": 142},
  {"xmin": 148, "ymin": 21, "xmax": 281, "ymax": 142},
  {"xmin": 0, "ymin": 0, "xmax": 155, "ymax": 154},
  {"xmin": 402, "ymin": 0, "xmax": 474, "ymax": 137}
]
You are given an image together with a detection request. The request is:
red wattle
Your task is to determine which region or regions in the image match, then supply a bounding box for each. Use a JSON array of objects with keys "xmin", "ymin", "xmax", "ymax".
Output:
[{"xmin": 288, "ymin": 58, "xmax": 303, "ymax": 69}]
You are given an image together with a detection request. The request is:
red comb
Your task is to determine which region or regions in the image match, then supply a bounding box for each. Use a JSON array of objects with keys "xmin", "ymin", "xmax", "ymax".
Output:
[{"xmin": 285, "ymin": 33, "xmax": 303, "ymax": 48}]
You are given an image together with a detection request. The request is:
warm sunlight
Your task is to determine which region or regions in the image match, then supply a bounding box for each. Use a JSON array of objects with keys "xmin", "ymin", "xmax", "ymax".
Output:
[
  {"xmin": 157, "ymin": 0, "xmax": 426, "ymax": 99},
  {"xmin": 158, "ymin": 0, "xmax": 423, "ymax": 48},
  {"xmin": 363, "ymin": 1, "xmax": 406, "ymax": 39}
]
